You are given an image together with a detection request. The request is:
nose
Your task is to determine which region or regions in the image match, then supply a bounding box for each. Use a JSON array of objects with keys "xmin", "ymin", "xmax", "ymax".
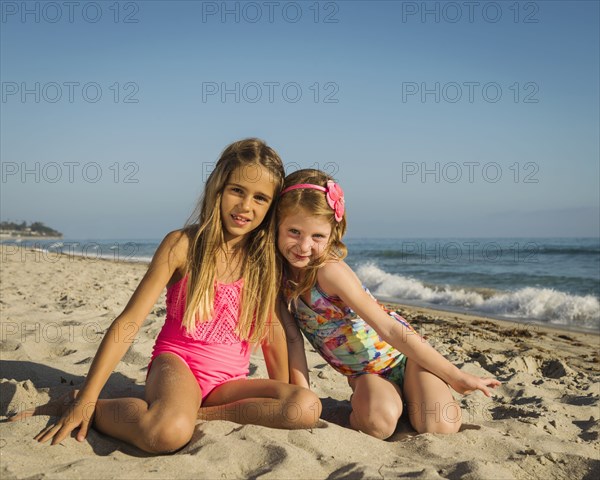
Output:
[
  {"xmin": 240, "ymin": 195, "xmax": 252, "ymax": 211},
  {"xmin": 299, "ymin": 236, "xmax": 313, "ymax": 253}
]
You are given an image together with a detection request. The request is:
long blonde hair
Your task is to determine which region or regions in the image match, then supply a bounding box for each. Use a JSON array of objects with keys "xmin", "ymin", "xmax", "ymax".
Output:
[
  {"xmin": 276, "ymin": 169, "xmax": 347, "ymax": 305},
  {"xmin": 182, "ymin": 138, "xmax": 285, "ymax": 342}
]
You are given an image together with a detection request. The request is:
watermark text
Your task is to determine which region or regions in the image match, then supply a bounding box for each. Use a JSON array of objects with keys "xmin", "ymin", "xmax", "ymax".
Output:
[
  {"xmin": 201, "ymin": 1, "xmax": 340, "ymax": 23},
  {"xmin": 402, "ymin": 82, "xmax": 539, "ymax": 104},
  {"xmin": 2, "ymin": 82, "xmax": 140, "ymax": 104},
  {"xmin": 201, "ymin": 81, "xmax": 339, "ymax": 104},
  {"xmin": 401, "ymin": 162, "xmax": 539, "ymax": 184},
  {"xmin": 1, "ymin": 1, "xmax": 140, "ymax": 23},
  {"xmin": 2, "ymin": 162, "xmax": 140, "ymax": 184},
  {"xmin": 401, "ymin": 1, "xmax": 540, "ymax": 24}
]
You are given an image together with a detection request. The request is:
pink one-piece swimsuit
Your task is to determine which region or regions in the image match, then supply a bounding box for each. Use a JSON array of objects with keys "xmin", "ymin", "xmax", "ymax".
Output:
[{"xmin": 147, "ymin": 275, "xmax": 250, "ymax": 400}]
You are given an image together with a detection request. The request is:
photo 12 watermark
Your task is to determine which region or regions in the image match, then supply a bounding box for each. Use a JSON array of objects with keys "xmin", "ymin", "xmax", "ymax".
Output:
[
  {"xmin": 201, "ymin": 81, "xmax": 339, "ymax": 104},
  {"xmin": 1, "ymin": 1, "xmax": 140, "ymax": 24},
  {"xmin": 1, "ymin": 82, "xmax": 140, "ymax": 104},
  {"xmin": 404, "ymin": 400, "xmax": 463, "ymax": 424},
  {"xmin": 400, "ymin": 1, "xmax": 540, "ymax": 24},
  {"xmin": 401, "ymin": 162, "xmax": 540, "ymax": 184},
  {"xmin": 401, "ymin": 82, "xmax": 539, "ymax": 104},
  {"xmin": 201, "ymin": 161, "xmax": 340, "ymax": 182},
  {"xmin": 1, "ymin": 320, "xmax": 110, "ymax": 345},
  {"xmin": 1, "ymin": 162, "xmax": 140, "ymax": 184},
  {"xmin": 1, "ymin": 241, "xmax": 142, "ymax": 263},
  {"xmin": 283, "ymin": 161, "xmax": 340, "ymax": 179},
  {"xmin": 397, "ymin": 241, "xmax": 541, "ymax": 264},
  {"xmin": 201, "ymin": 1, "xmax": 340, "ymax": 24}
]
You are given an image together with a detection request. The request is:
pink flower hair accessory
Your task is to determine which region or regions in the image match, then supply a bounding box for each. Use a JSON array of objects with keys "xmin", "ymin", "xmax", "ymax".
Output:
[
  {"xmin": 280, "ymin": 180, "xmax": 345, "ymax": 222},
  {"xmin": 324, "ymin": 180, "xmax": 345, "ymax": 222}
]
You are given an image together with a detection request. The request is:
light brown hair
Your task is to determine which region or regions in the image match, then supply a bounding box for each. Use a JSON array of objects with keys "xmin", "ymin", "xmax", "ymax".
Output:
[
  {"xmin": 182, "ymin": 138, "xmax": 285, "ymax": 342},
  {"xmin": 276, "ymin": 169, "xmax": 347, "ymax": 304}
]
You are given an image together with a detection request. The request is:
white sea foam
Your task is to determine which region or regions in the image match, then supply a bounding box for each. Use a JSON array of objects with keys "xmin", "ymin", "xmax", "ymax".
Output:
[{"xmin": 356, "ymin": 263, "xmax": 600, "ymax": 329}]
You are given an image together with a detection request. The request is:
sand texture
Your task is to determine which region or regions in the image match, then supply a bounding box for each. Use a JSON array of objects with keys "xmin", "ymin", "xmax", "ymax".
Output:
[{"xmin": 1, "ymin": 246, "xmax": 599, "ymax": 479}]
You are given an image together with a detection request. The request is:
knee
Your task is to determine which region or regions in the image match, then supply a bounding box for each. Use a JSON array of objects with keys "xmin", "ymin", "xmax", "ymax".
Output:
[
  {"xmin": 412, "ymin": 402, "xmax": 462, "ymax": 435},
  {"xmin": 417, "ymin": 418, "xmax": 461, "ymax": 434},
  {"xmin": 433, "ymin": 402, "xmax": 462, "ymax": 434},
  {"xmin": 143, "ymin": 414, "xmax": 195, "ymax": 454},
  {"xmin": 284, "ymin": 387, "xmax": 322, "ymax": 429},
  {"xmin": 352, "ymin": 407, "xmax": 401, "ymax": 440}
]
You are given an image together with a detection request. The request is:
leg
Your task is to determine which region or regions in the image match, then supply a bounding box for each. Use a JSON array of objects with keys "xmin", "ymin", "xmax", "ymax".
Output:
[
  {"xmin": 12, "ymin": 353, "xmax": 201, "ymax": 454},
  {"xmin": 92, "ymin": 353, "xmax": 202, "ymax": 453},
  {"xmin": 402, "ymin": 359, "xmax": 462, "ymax": 434},
  {"xmin": 198, "ymin": 378, "xmax": 321, "ymax": 429},
  {"xmin": 347, "ymin": 374, "xmax": 403, "ymax": 440}
]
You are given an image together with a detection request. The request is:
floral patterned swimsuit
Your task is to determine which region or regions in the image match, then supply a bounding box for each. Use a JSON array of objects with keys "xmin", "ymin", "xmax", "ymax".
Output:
[{"xmin": 282, "ymin": 277, "xmax": 417, "ymax": 387}]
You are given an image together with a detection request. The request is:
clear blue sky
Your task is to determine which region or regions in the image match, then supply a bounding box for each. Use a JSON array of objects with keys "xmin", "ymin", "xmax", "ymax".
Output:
[{"xmin": 1, "ymin": 0, "xmax": 598, "ymax": 239}]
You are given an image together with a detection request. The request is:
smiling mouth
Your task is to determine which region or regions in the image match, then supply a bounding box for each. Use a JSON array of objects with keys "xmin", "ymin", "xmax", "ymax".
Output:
[{"xmin": 232, "ymin": 214, "xmax": 251, "ymax": 225}]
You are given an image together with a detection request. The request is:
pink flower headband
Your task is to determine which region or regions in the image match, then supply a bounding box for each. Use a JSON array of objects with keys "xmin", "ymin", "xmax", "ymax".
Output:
[{"xmin": 280, "ymin": 180, "xmax": 345, "ymax": 222}]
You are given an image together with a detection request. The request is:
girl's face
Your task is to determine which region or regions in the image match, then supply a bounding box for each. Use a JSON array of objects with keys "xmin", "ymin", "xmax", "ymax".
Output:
[
  {"xmin": 277, "ymin": 208, "xmax": 332, "ymax": 271},
  {"xmin": 220, "ymin": 164, "xmax": 276, "ymax": 244}
]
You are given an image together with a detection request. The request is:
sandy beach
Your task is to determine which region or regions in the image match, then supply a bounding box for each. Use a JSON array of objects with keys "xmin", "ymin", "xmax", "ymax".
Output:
[{"xmin": 0, "ymin": 245, "xmax": 598, "ymax": 479}]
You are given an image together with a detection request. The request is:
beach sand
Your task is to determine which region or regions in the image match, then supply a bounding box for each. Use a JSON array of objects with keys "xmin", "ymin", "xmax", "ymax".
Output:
[{"xmin": 1, "ymin": 246, "xmax": 599, "ymax": 479}]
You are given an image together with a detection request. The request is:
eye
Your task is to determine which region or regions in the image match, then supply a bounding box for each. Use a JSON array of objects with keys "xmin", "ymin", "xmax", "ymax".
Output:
[
  {"xmin": 313, "ymin": 234, "xmax": 327, "ymax": 241},
  {"xmin": 231, "ymin": 187, "xmax": 244, "ymax": 194},
  {"xmin": 289, "ymin": 228, "xmax": 300, "ymax": 235},
  {"xmin": 255, "ymin": 195, "xmax": 269, "ymax": 203}
]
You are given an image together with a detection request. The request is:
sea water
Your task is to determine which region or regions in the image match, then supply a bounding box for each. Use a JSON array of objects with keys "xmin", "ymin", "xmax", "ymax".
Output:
[{"xmin": 4, "ymin": 237, "xmax": 599, "ymax": 332}]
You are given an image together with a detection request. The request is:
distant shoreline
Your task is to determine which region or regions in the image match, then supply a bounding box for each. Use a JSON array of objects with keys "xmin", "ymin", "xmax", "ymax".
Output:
[{"xmin": 0, "ymin": 235, "xmax": 63, "ymax": 240}]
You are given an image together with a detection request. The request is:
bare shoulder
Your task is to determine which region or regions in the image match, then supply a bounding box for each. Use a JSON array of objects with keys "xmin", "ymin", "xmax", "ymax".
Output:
[
  {"xmin": 150, "ymin": 229, "xmax": 190, "ymax": 279},
  {"xmin": 319, "ymin": 260, "xmax": 360, "ymax": 280},
  {"xmin": 317, "ymin": 260, "xmax": 362, "ymax": 296},
  {"xmin": 161, "ymin": 229, "xmax": 190, "ymax": 260},
  {"xmin": 117, "ymin": 229, "xmax": 191, "ymax": 322}
]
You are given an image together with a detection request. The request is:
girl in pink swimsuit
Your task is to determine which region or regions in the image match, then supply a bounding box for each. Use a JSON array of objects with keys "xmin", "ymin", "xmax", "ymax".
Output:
[
  {"xmin": 12, "ymin": 139, "xmax": 321, "ymax": 454},
  {"xmin": 277, "ymin": 169, "xmax": 500, "ymax": 439},
  {"xmin": 148, "ymin": 275, "xmax": 251, "ymax": 401}
]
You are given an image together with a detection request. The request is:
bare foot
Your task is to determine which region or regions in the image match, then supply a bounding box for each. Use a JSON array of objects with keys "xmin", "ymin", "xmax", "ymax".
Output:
[{"xmin": 8, "ymin": 389, "xmax": 80, "ymax": 422}]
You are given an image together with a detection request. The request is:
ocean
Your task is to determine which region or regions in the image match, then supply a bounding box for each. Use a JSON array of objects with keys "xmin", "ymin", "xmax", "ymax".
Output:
[{"xmin": 3, "ymin": 237, "xmax": 599, "ymax": 333}]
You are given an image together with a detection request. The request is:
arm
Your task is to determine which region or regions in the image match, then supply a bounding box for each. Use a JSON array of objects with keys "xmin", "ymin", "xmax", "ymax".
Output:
[
  {"xmin": 318, "ymin": 262, "xmax": 500, "ymax": 397},
  {"xmin": 78, "ymin": 230, "xmax": 188, "ymax": 400},
  {"xmin": 33, "ymin": 230, "xmax": 188, "ymax": 444},
  {"xmin": 260, "ymin": 308, "xmax": 289, "ymax": 383},
  {"xmin": 277, "ymin": 298, "xmax": 310, "ymax": 389}
]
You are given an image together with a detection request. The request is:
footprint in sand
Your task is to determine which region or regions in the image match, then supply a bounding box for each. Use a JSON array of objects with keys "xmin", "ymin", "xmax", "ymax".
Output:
[
  {"xmin": 512, "ymin": 394, "xmax": 543, "ymax": 406},
  {"xmin": 46, "ymin": 344, "xmax": 78, "ymax": 358},
  {"xmin": 541, "ymin": 359, "xmax": 572, "ymax": 379},
  {"xmin": 444, "ymin": 459, "xmax": 516, "ymax": 480},
  {"xmin": 183, "ymin": 427, "xmax": 290, "ymax": 477},
  {"xmin": 490, "ymin": 404, "xmax": 542, "ymax": 420},
  {"xmin": 121, "ymin": 348, "xmax": 149, "ymax": 366},
  {"xmin": 0, "ymin": 340, "xmax": 21, "ymax": 352},
  {"xmin": 560, "ymin": 394, "xmax": 599, "ymax": 406},
  {"xmin": 75, "ymin": 357, "xmax": 93, "ymax": 365},
  {"xmin": 572, "ymin": 417, "xmax": 600, "ymax": 441},
  {"xmin": 0, "ymin": 379, "xmax": 42, "ymax": 417},
  {"xmin": 62, "ymin": 320, "xmax": 82, "ymax": 326}
]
